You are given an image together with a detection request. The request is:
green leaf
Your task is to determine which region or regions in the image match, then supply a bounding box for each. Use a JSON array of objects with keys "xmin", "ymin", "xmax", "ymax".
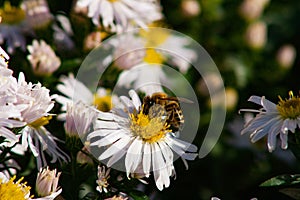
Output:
[{"xmin": 260, "ymin": 174, "xmax": 300, "ymax": 187}]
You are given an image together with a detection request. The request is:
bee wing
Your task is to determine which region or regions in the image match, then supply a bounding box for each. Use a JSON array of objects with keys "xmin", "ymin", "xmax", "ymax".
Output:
[{"xmin": 177, "ymin": 97, "xmax": 194, "ymax": 104}]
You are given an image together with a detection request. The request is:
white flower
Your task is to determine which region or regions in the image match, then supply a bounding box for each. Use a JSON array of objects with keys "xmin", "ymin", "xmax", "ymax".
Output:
[
  {"xmin": 114, "ymin": 28, "xmax": 197, "ymax": 95},
  {"xmin": 141, "ymin": 28, "xmax": 197, "ymax": 73},
  {"xmin": 15, "ymin": 72, "xmax": 69, "ymax": 168},
  {"xmin": 64, "ymin": 102, "xmax": 97, "ymax": 138},
  {"xmin": 240, "ymin": 92, "xmax": 300, "ymax": 152},
  {"xmin": 75, "ymin": 0, "xmax": 163, "ymax": 33},
  {"xmin": 0, "ymin": 50, "xmax": 27, "ymax": 146},
  {"xmin": 27, "ymin": 40, "xmax": 61, "ymax": 76},
  {"xmin": 96, "ymin": 165, "xmax": 110, "ymax": 193},
  {"xmin": 56, "ymin": 73, "xmax": 119, "ymax": 117},
  {"xmin": 0, "ymin": 172, "xmax": 31, "ymax": 199},
  {"xmin": 88, "ymin": 90, "xmax": 197, "ymax": 190},
  {"xmin": 109, "ymin": 34, "xmax": 145, "ymax": 70},
  {"xmin": 116, "ymin": 62, "xmax": 166, "ymax": 95},
  {"xmin": 35, "ymin": 167, "xmax": 62, "ymax": 199}
]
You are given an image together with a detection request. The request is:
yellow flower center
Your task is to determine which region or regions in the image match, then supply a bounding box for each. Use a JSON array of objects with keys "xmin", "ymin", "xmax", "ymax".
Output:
[
  {"xmin": 0, "ymin": 1, "xmax": 26, "ymax": 25},
  {"xmin": 107, "ymin": 0, "xmax": 119, "ymax": 2},
  {"xmin": 0, "ymin": 176, "xmax": 31, "ymax": 200},
  {"xmin": 277, "ymin": 91, "xmax": 300, "ymax": 119},
  {"xmin": 130, "ymin": 105, "xmax": 170, "ymax": 143},
  {"xmin": 143, "ymin": 49, "xmax": 164, "ymax": 64},
  {"xmin": 29, "ymin": 116, "xmax": 52, "ymax": 128},
  {"xmin": 93, "ymin": 94, "xmax": 112, "ymax": 112}
]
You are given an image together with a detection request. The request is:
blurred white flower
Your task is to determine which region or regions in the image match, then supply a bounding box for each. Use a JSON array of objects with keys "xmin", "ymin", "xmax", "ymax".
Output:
[
  {"xmin": 21, "ymin": 0, "xmax": 53, "ymax": 29},
  {"xmin": 181, "ymin": 0, "xmax": 201, "ymax": 18},
  {"xmin": 75, "ymin": 0, "xmax": 163, "ymax": 33},
  {"xmin": 141, "ymin": 28, "xmax": 197, "ymax": 73},
  {"xmin": 116, "ymin": 62, "xmax": 166, "ymax": 95},
  {"xmin": 276, "ymin": 44, "xmax": 296, "ymax": 69},
  {"xmin": 115, "ymin": 28, "xmax": 197, "ymax": 95},
  {"xmin": 35, "ymin": 167, "xmax": 62, "ymax": 199},
  {"xmin": 240, "ymin": 92, "xmax": 300, "ymax": 152},
  {"xmin": 239, "ymin": 0, "xmax": 269, "ymax": 21},
  {"xmin": 56, "ymin": 73, "xmax": 120, "ymax": 116},
  {"xmin": 52, "ymin": 14, "xmax": 75, "ymax": 53},
  {"xmin": 111, "ymin": 34, "xmax": 145, "ymax": 70},
  {"xmin": 27, "ymin": 40, "xmax": 61, "ymax": 76},
  {"xmin": 88, "ymin": 90, "xmax": 197, "ymax": 190},
  {"xmin": 0, "ymin": 1, "xmax": 32, "ymax": 54},
  {"xmin": 245, "ymin": 21, "xmax": 267, "ymax": 50},
  {"xmin": 96, "ymin": 165, "xmax": 110, "ymax": 193}
]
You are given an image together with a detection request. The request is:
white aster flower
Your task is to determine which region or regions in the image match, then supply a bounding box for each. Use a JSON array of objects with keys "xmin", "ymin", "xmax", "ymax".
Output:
[
  {"xmin": 115, "ymin": 28, "xmax": 197, "ymax": 94},
  {"xmin": 56, "ymin": 73, "xmax": 119, "ymax": 117},
  {"xmin": 96, "ymin": 165, "xmax": 110, "ymax": 193},
  {"xmin": 0, "ymin": 50, "xmax": 28, "ymax": 146},
  {"xmin": 27, "ymin": 40, "xmax": 61, "ymax": 76},
  {"xmin": 0, "ymin": 172, "xmax": 31, "ymax": 200},
  {"xmin": 64, "ymin": 102, "xmax": 97, "ymax": 138},
  {"xmin": 15, "ymin": 72, "xmax": 69, "ymax": 168},
  {"xmin": 141, "ymin": 28, "xmax": 197, "ymax": 73},
  {"xmin": 116, "ymin": 62, "xmax": 166, "ymax": 95},
  {"xmin": 75, "ymin": 0, "xmax": 163, "ymax": 33},
  {"xmin": 88, "ymin": 90, "xmax": 197, "ymax": 190},
  {"xmin": 108, "ymin": 34, "xmax": 145, "ymax": 70},
  {"xmin": 240, "ymin": 91, "xmax": 300, "ymax": 152},
  {"xmin": 35, "ymin": 167, "xmax": 62, "ymax": 199}
]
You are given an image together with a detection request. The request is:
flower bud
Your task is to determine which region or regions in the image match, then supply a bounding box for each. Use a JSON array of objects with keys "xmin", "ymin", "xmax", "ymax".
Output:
[
  {"xmin": 245, "ymin": 21, "xmax": 267, "ymax": 49},
  {"xmin": 239, "ymin": 0, "xmax": 269, "ymax": 21},
  {"xmin": 36, "ymin": 167, "xmax": 62, "ymax": 198},
  {"xmin": 27, "ymin": 40, "xmax": 61, "ymax": 76},
  {"xmin": 276, "ymin": 44, "xmax": 296, "ymax": 69},
  {"xmin": 181, "ymin": 0, "xmax": 201, "ymax": 18}
]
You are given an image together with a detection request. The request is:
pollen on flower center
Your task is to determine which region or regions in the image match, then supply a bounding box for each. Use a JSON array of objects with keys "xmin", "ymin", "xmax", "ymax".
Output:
[
  {"xmin": 143, "ymin": 49, "xmax": 164, "ymax": 64},
  {"xmin": 0, "ymin": 1, "xmax": 26, "ymax": 25},
  {"xmin": 130, "ymin": 107, "xmax": 170, "ymax": 143},
  {"xmin": 0, "ymin": 176, "xmax": 31, "ymax": 200},
  {"xmin": 93, "ymin": 94, "xmax": 112, "ymax": 112},
  {"xmin": 277, "ymin": 91, "xmax": 300, "ymax": 119},
  {"xmin": 29, "ymin": 116, "xmax": 52, "ymax": 128}
]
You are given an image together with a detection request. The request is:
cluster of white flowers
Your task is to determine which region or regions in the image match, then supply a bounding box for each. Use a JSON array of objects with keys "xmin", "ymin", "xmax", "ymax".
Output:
[
  {"xmin": 0, "ymin": 46, "xmax": 69, "ymax": 170},
  {"xmin": 0, "ymin": 0, "xmax": 200, "ymax": 195}
]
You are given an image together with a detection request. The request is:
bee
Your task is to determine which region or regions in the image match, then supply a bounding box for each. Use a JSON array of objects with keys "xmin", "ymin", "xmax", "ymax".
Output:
[{"xmin": 142, "ymin": 92, "xmax": 192, "ymax": 133}]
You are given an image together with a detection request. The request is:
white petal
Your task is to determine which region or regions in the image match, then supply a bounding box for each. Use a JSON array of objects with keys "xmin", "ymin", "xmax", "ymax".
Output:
[
  {"xmin": 142, "ymin": 143, "xmax": 151, "ymax": 176},
  {"xmin": 99, "ymin": 135, "xmax": 131, "ymax": 160},
  {"xmin": 90, "ymin": 130, "xmax": 124, "ymax": 147},
  {"xmin": 125, "ymin": 138, "xmax": 143, "ymax": 176}
]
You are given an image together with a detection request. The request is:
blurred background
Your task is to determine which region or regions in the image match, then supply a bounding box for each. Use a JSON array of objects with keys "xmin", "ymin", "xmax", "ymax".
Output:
[{"xmin": 2, "ymin": 0, "xmax": 300, "ymax": 199}]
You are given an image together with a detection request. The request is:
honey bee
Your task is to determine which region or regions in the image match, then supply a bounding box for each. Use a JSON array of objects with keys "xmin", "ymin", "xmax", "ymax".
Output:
[{"xmin": 142, "ymin": 92, "xmax": 192, "ymax": 133}]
